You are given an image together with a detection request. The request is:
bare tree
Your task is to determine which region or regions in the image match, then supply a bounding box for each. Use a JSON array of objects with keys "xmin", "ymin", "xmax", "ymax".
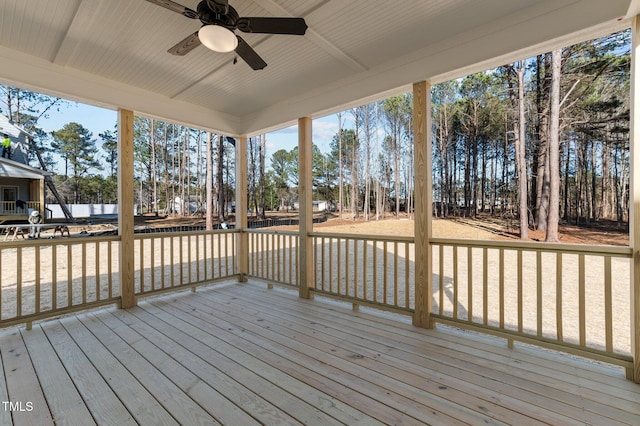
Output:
[
  {"xmin": 515, "ymin": 61, "xmax": 529, "ymax": 239},
  {"xmin": 206, "ymin": 132, "xmax": 214, "ymax": 230},
  {"xmin": 545, "ymin": 49, "xmax": 562, "ymax": 242}
]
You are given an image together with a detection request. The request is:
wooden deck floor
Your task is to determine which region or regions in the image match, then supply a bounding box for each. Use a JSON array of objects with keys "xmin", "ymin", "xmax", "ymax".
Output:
[{"xmin": 0, "ymin": 281, "xmax": 639, "ymax": 425}]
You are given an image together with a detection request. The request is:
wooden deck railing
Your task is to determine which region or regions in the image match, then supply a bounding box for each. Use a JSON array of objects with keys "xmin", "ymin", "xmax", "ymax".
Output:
[
  {"xmin": 0, "ymin": 224, "xmax": 633, "ymax": 372},
  {"xmin": 259, "ymin": 229, "xmax": 633, "ymax": 371},
  {"xmin": 430, "ymin": 238, "xmax": 634, "ymax": 371},
  {"xmin": 0, "ymin": 229, "xmax": 239, "ymax": 328},
  {"xmin": 246, "ymin": 229, "xmax": 298, "ymax": 287},
  {"xmin": 0, "ymin": 201, "xmax": 40, "ymax": 215},
  {"xmin": 0, "ymin": 236, "xmax": 120, "ymax": 328},
  {"xmin": 311, "ymin": 232, "xmax": 415, "ymax": 314},
  {"xmin": 133, "ymin": 229, "xmax": 238, "ymax": 296}
]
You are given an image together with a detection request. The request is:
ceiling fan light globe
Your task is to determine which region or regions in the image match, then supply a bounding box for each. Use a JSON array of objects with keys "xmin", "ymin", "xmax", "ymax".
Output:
[{"xmin": 199, "ymin": 25, "xmax": 238, "ymax": 53}]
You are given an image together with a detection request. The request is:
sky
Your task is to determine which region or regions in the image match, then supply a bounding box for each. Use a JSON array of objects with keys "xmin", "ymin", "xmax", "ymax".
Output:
[{"xmin": 36, "ymin": 99, "xmax": 348, "ymax": 174}]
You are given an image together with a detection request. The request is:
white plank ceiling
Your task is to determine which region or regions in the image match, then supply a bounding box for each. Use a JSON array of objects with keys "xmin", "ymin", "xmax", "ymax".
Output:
[{"xmin": 0, "ymin": 0, "xmax": 634, "ymax": 136}]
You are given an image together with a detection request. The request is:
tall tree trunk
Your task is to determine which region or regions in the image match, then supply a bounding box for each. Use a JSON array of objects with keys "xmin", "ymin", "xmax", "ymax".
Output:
[
  {"xmin": 563, "ymin": 138, "xmax": 571, "ymax": 221},
  {"xmin": 516, "ymin": 61, "xmax": 529, "ymax": 240},
  {"xmin": 338, "ymin": 112, "xmax": 344, "ymax": 220},
  {"xmin": 259, "ymin": 134, "xmax": 266, "ymax": 219},
  {"xmin": 206, "ymin": 132, "xmax": 213, "ymax": 230},
  {"xmin": 545, "ymin": 49, "xmax": 561, "ymax": 242},
  {"xmin": 217, "ymin": 134, "xmax": 225, "ymax": 222}
]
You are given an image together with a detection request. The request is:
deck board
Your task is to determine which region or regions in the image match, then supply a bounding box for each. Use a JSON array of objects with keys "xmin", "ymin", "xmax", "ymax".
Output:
[
  {"xmin": 20, "ymin": 326, "xmax": 94, "ymax": 425},
  {"xmin": 0, "ymin": 281, "xmax": 638, "ymax": 425},
  {"xmin": 211, "ymin": 285, "xmax": 635, "ymax": 424}
]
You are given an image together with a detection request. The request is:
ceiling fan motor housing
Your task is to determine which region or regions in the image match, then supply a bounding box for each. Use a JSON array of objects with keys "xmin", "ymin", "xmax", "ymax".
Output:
[{"xmin": 198, "ymin": 1, "xmax": 238, "ymax": 29}]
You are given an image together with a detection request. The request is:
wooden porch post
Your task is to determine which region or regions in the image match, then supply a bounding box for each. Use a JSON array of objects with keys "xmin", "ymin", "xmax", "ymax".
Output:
[
  {"xmin": 630, "ymin": 16, "xmax": 640, "ymax": 383},
  {"xmin": 413, "ymin": 81, "xmax": 434, "ymax": 328},
  {"xmin": 298, "ymin": 117, "xmax": 314, "ymax": 299},
  {"xmin": 236, "ymin": 136, "xmax": 249, "ymax": 282},
  {"xmin": 118, "ymin": 108, "xmax": 136, "ymax": 309}
]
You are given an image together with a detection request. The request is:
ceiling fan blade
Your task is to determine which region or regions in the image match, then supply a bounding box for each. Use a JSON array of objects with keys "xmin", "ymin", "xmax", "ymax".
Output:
[
  {"xmin": 237, "ymin": 17, "xmax": 308, "ymax": 35},
  {"xmin": 235, "ymin": 36, "xmax": 267, "ymax": 70},
  {"xmin": 145, "ymin": 0, "xmax": 198, "ymax": 19},
  {"xmin": 168, "ymin": 32, "xmax": 201, "ymax": 56}
]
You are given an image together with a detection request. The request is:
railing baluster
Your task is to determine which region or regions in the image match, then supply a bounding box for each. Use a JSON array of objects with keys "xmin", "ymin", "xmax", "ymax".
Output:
[
  {"xmin": 345, "ymin": 239, "xmax": 350, "ymax": 297},
  {"xmin": 517, "ymin": 249, "xmax": 523, "ymax": 333},
  {"xmin": 321, "ymin": 237, "xmax": 326, "ymax": 291},
  {"xmin": 482, "ymin": 247, "xmax": 488, "ymax": 325},
  {"xmin": 439, "ymin": 245, "xmax": 444, "ymax": 315},
  {"xmin": 179, "ymin": 236, "xmax": 184, "ymax": 286},
  {"xmin": 579, "ymin": 254, "xmax": 586, "ymax": 347},
  {"xmin": 269, "ymin": 234, "xmax": 278, "ymax": 280},
  {"xmin": 67, "ymin": 245, "xmax": 73, "ymax": 307},
  {"xmin": 453, "ymin": 246, "xmax": 458, "ymax": 319},
  {"xmin": 82, "ymin": 242, "xmax": 87, "ymax": 304},
  {"xmin": 195, "ymin": 234, "xmax": 200, "ymax": 282},
  {"xmin": 277, "ymin": 234, "xmax": 281, "ymax": 283},
  {"xmin": 499, "ymin": 248, "xmax": 504, "ymax": 328},
  {"xmin": 203, "ymin": 232, "xmax": 208, "ymax": 280},
  {"xmin": 373, "ymin": 241, "xmax": 377, "ymax": 303},
  {"xmin": 556, "ymin": 253, "xmax": 563, "ymax": 341},
  {"xmin": 393, "ymin": 241, "xmax": 398, "ymax": 307},
  {"xmin": 604, "ymin": 256, "xmax": 613, "ymax": 353},
  {"xmin": 405, "ymin": 242, "xmax": 410, "ymax": 309},
  {"xmin": 353, "ymin": 239, "xmax": 358, "ymax": 298},
  {"xmin": 35, "ymin": 246, "xmax": 41, "ymax": 314},
  {"xmin": 329, "ymin": 237, "xmax": 333, "ymax": 293},
  {"xmin": 467, "ymin": 246, "xmax": 472, "ymax": 321},
  {"xmin": 363, "ymin": 241, "xmax": 368, "ymax": 301},
  {"xmin": 96, "ymin": 242, "xmax": 101, "ymax": 301},
  {"xmin": 139, "ymin": 238, "xmax": 144, "ymax": 293},
  {"xmin": 17, "ymin": 247, "xmax": 22, "ymax": 317},
  {"xmin": 536, "ymin": 251, "xmax": 542, "ymax": 337},
  {"xmin": 383, "ymin": 241, "xmax": 388, "ymax": 305},
  {"xmin": 108, "ymin": 241, "xmax": 112, "ymax": 299},
  {"xmin": 170, "ymin": 236, "xmax": 175, "ymax": 287}
]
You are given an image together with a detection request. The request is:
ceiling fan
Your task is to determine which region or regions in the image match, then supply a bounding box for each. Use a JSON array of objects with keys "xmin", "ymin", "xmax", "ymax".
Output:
[{"xmin": 145, "ymin": 0, "xmax": 308, "ymax": 70}]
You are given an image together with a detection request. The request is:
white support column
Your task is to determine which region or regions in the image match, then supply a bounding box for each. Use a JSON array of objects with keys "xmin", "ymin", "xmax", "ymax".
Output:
[
  {"xmin": 118, "ymin": 108, "xmax": 136, "ymax": 309},
  {"xmin": 236, "ymin": 136, "xmax": 248, "ymax": 282},
  {"xmin": 630, "ymin": 16, "xmax": 640, "ymax": 383},
  {"xmin": 298, "ymin": 117, "xmax": 314, "ymax": 299},
  {"xmin": 413, "ymin": 81, "xmax": 434, "ymax": 328}
]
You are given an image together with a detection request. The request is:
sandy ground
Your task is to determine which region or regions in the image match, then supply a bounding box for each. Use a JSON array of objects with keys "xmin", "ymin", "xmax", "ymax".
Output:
[{"xmin": 0, "ymin": 217, "xmax": 631, "ymax": 358}]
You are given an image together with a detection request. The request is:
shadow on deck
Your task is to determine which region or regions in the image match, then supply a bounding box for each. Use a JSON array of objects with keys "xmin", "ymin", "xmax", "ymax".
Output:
[{"xmin": 0, "ymin": 281, "xmax": 638, "ymax": 425}]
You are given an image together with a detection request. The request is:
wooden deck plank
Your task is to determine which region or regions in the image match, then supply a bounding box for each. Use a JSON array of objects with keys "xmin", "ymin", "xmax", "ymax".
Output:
[
  {"xmin": 139, "ymin": 299, "xmax": 393, "ymax": 426},
  {"xmin": 19, "ymin": 326, "xmax": 95, "ymax": 425},
  {"xmin": 190, "ymin": 286, "xmax": 572, "ymax": 425},
  {"xmin": 143, "ymin": 299, "xmax": 422, "ymax": 425},
  {"xmin": 112, "ymin": 306, "xmax": 295, "ymax": 425},
  {"xmin": 253, "ymin": 285, "xmax": 640, "ymax": 419},
  {"xmin": 78, "ymin": 312, "xmax": 219, "ymax": 425},
  {"xmin": 149, "ymin": 292, "xmax": 480, "ymax": 425},
  {"xmin": 57, "ymin": 316, "xmax": 178, "ymax": 425},
  {"xmin": 97, "ymin": 309, "xmax": 255, "ymax": 425},
  {"xmin": 251, "ymin": 284, "xmax": 639, "ymax": 399},
  {"xmin": 0, "ymin": 329, "xmax": 53, "ymax": 425},
  {"xmin": 213, "ymin": 284, "xmax": 640, "ymax": 425},
  {"xmin": 0, "ymin": 331, "xmax": 13, "ymax": 426},
  {"xmin": 136, "ymin": 298, "xmax": 383, "ymax": 426},
  {"xmin": 130, "ymin": 303, "xmax": 347, "ymax": 426},
  {"xmin": 199, "ymin": 287, "xmax": 573, "ymax": 425},
  {"xmin": 40, "ymin": 321, "xmax": 136, "ymax": 426},
  {"xmin": 0, "ymin": 281, "xmax": 639, "ymax": 425}
]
